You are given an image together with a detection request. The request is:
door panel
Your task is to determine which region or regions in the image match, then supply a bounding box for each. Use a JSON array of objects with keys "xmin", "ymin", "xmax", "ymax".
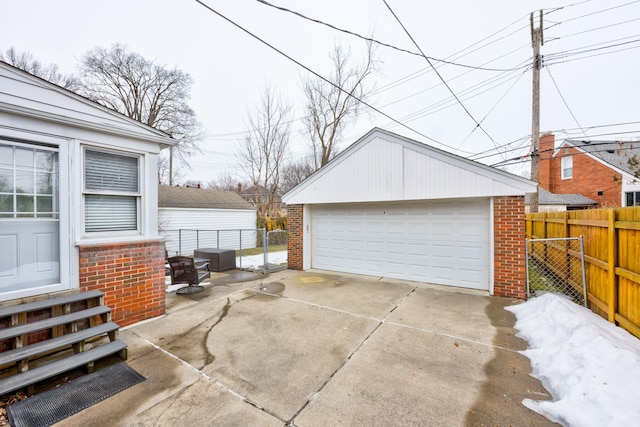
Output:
[{"xmin": 311, "ymin": 200, "xmax": 490, "ymax": 290}]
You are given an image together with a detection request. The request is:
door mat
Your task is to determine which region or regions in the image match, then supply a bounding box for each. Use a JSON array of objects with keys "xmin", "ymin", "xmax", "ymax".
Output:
[{"xmin": 7, "ymin": 362, "xmax": 145, "ymax": 427}]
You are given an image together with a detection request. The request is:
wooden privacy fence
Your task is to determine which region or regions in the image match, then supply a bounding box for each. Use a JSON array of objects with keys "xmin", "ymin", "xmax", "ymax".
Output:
[{"xmin": 526, "ymin": 206, "xmax": 640, "ymax": 339}]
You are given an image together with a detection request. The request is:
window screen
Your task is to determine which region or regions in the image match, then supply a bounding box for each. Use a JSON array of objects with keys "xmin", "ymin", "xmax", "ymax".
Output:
[{"xmin": 84, "ymin": 149, "xmax": 140, "ymax": 232}]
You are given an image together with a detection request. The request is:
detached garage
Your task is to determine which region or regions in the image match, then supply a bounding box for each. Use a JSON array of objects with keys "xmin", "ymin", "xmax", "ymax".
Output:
[{"xmin": 283, "ymin": 128, "xmax": 537, "ymax": 298}]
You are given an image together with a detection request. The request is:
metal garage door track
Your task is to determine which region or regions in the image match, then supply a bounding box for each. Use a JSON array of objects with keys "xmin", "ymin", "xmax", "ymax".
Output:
[{"xmin": 55, "ymin": 270, "xmax": 558, "ymax": 426}]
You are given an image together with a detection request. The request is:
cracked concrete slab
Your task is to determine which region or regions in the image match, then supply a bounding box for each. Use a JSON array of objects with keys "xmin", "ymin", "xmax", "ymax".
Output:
[{"xmin": 52, "ymin": 270, "xmax": 557, "ymax": 426}]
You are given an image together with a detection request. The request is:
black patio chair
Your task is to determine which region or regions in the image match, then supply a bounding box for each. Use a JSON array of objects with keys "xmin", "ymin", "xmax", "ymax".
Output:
[{"xmin": 168, "ymin": 256, "xmax": 210, "ymax": 295}]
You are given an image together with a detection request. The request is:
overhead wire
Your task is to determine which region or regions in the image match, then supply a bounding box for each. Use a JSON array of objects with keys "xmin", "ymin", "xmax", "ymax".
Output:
[
  {"xmin": 381, "ymin": 0, "xmax": 501, "ymax": 152},
  {"xmin": 545, "ymin": 67, "xmax": 588, "ymax": 140},
  {"xmin": 193, "ymin": 0, "xmax": 455, "ymax": 151},
  {"xmin": 454, "ymin": 68, "xmax": 529, "ymax": 154},
  {"xmin": 201, "ymin": 3, "xmax": 535, "ymax": 145},
  {"xmin": 254, "ymin": 0, "xmax": 519, "ymax": 72},
  {"xmin": 491, "ymin": 138, "xmax": 640, "ymax": 168},
  {"xmin": 545, "ymin": 0, "xmax": 640, "ymax": 30}
]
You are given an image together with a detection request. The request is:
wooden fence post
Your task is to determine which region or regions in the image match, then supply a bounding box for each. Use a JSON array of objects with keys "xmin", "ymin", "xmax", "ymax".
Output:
[{"xmin": 607, "ymin": 209, "xmax": 618, "ymax": 323}]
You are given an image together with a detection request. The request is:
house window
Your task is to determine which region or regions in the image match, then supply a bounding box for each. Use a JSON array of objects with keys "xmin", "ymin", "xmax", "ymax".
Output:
[
  {"xmin": 84, "ymin": 148, "xmax": 140, "ymax": 233},
  {"xmin": 561, "ymin": 156, "xmax": 573, "ymax": 179},
  {"xmin": 626, "ymin": 192, "xmax": 640, "ymax": 206}
]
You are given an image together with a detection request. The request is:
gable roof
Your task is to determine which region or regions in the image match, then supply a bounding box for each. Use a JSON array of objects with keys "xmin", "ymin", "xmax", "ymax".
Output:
[
  {"xmin": 560, "ymin": 139, "xmax": 640, "ymax": 177},
  {"xmin": 525, "ymin": 187, "xmax": 596, "ymax": 207},
  {"xmin": 158, "ymin": 185, "xmax": 255, "ymax": 210},
  {"xmin": 0, "ymin": 61, "xmax": 175, "ymax": 146},
  {"xmin": 283, "ymin": 127, "xmax": 537, "ymax": 205}
]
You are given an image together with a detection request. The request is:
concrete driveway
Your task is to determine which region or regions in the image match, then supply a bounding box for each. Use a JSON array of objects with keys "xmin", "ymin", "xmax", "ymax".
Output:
[{"xmin": 58, "ymin": 270, "xmax": 558, "ymax": 426}]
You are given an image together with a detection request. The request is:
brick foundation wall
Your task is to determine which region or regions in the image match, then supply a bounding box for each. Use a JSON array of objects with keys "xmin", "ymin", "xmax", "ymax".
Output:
[
  {"xmin": 78, "ymin": 240, "xmax": 166, "ymax": 327},
  {"xmin": 493, "ymin": 196, "xmax": 527, "ymax": 299},
  {"xmin": 287, "ymin": 205, "xmax": 304, "ymax": 270}
]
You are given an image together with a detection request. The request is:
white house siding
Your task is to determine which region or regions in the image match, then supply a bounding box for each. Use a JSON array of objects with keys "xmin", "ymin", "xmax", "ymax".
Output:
[
  {"xmin": 159, "ymin": 207, "xmax": 256, "ymax": 255},
  {"xmin": 1, "ymin": 62, "xmax": 172, "ymax": 301}
]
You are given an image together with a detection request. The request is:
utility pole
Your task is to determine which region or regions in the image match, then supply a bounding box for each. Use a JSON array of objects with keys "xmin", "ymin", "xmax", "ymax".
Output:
[{"xmin": 530, "ymin": 10, "xmax": 543, "ymax": 213}]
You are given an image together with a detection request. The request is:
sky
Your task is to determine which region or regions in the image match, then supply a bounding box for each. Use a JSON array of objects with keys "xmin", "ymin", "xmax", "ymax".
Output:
[
  {"xmin": 507, "ymin": 293, "xmax": 640, "ymax": 427},
  {"xmin": 2, "ymin": 0, "xmax": 640, "ymax": 185}
]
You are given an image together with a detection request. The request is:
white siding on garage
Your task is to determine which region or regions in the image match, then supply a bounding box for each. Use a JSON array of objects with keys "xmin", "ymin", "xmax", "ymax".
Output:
[
  {"xmin": 160, "ymin": 208, "xmax": 256, "ymax": 255},
  {"xmin": 311, "ymin": 199, "xmax": 490, "ymax": 290},
  {"xmin": 285, "ymin": 134, "xmax": 536, "ymax": 205}
]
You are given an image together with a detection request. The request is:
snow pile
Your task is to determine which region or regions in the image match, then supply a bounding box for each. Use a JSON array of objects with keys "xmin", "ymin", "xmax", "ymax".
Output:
[
  {"xmin": 237, "ymin": 250, "xmax": 287, "ymax": 270},
  {"xmin": 507, "ymin": 293, "xmax": 640, "ymax": 427}
]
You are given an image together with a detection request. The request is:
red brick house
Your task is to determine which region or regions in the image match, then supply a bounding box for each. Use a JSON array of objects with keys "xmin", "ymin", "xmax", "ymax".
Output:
[{"xmin": 539, "ymin": 133, "xmax": 640, "ymax": 207}]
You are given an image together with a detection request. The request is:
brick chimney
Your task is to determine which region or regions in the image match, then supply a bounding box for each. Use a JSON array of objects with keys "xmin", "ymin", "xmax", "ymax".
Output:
[{"xmin": 538, "ymin": 133, "xmax": 555, "ymax": 191}]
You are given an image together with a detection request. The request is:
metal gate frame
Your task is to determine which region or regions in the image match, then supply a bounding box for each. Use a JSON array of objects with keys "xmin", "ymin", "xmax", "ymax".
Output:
[{"xmin": 525, "ymin": 236, "xmax": 587, "ymax": 307}]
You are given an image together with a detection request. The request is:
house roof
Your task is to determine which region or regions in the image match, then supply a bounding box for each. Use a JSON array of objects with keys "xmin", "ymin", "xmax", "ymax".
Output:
[
  {"xmin": 283, "ymin": 127, "xmax": 537, "ymax": 205},
  {"xmin": 0, "ymin": 61, "xmax": 175, "ymax": 146},
  {"xmin": 561, "ymin": 139, "xmax": 640, "ymax": 177},
  {"xmin": 158, "ymin": 185, "xmax": 255, "ymax": 210},
  {"xmin": 525, "ymin": 187, "xmax": 596, "ymax": 207}
]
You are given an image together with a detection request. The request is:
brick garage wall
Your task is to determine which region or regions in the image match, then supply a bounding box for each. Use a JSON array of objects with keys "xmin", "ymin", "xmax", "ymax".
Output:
[
  {"xmin": 78, "ymin": 240, "xmax": 166, "ymax": 327},
  {"xmin": 287, "ymin": 204, "xmax": 303, "ymax": 270},
  {"xmin": 494, "ymin": 196, "xmax": 527, "ymax": 299}
]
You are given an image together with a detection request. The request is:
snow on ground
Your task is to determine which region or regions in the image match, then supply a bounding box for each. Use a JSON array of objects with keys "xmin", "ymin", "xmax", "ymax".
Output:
[
  {"xmin": 236, "ymin": 250, "xmax": 287, "ymax": 270},
  {"xmin": 166, "ymin": 251, "xmax": 287, "ymax": 293},
  {"xmin": 507, "ymin": 293, "xmax": 640, "ymax": 427}
]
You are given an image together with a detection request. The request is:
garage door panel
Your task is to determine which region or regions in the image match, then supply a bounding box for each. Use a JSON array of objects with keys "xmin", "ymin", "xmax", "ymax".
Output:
[
  {"xmin": 458, "ymin": 245, "xmax": 484, "ymax": 263},
  {"xmin": 311, "ymin": 200, "xmax": 489, "ymax": 290}
]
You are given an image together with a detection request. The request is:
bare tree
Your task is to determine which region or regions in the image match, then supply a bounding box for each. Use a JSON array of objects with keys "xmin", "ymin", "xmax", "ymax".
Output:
[
  {"xmin": 280, "ymin": 157, "xmax": 316, "ymax": 194},
  {"xmin": 301, "ymin": 42, "xmax": 379, "ymax": 169},
  {"xmin": 237, "ymin": 86, "xmax": 292, "ymax": 213},
  {"xmin": 0, "ymin": 47, "xmax": 79, "ymax": 91},
  {"xmin": 77, "ymin": 44, "xmax": 202, "ymax": 183},
  {"xmin": 207, "ymin": 172, "xmax": 246, "ymax": 192}
]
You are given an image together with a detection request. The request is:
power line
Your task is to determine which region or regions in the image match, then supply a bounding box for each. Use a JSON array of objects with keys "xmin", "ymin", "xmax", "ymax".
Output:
[
  {"xmin": 546, "ymin": 0, "xmax": 640, "ymax": 30},
  {"xmin": 254, "ymin": 0, "xmax": 519, "ymax": 72},
  {"xmin": 545, "ymin": 67, "xmax": 588, "ymax": 140},
  {"xmin": 548, "ymin": 17, "xmax": 640, "ymax": 41},
  {"xmin": 193, "ymin": 0, "xmax": 454, "ymax": 151},
  {"xmin": 454, "ymin": 68, "xmax": 529, "ymax": 156},
  {"xmin": 545, "ymin": 36, "xmax": 640, "ymax": 62},
  {"xmin": 545, "ymin": 43, "xmax": 640, "ymax": 66},
  {"xmin": 491, "ymin": 138, "xmax": 640, "ymax": 167},
  {"xmin": 382, "ymin": 0, "xmax": 500, "ymax": 149}
]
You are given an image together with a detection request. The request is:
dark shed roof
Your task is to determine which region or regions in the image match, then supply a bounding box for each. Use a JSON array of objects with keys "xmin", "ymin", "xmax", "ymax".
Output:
[
  {"xmin": 525, "ymin": 187, "xmax": 596, "ymax": 207},
  {"xmin": 158, "ymin": 185, "xmax": 255, "ymax": 210}
]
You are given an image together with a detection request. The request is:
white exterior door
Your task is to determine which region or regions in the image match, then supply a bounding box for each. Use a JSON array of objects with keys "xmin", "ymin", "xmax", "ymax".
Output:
[
  {"xmin": 0, "ymin": 141, "xmax": 61, "ymax": 293},
  {"xmin": 311, "ymin": 199, "xmax": 490, "ymax": 290}
]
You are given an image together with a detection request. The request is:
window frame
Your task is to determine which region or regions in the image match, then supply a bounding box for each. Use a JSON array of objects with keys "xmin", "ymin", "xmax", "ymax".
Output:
[
  {"xmin": 82, "ymin": 146, "xmax": 143, "ymax": 236},
  {"xmin": 626, "ymin": 191, "xmax": 640, "ymax": 207},
  {"xmin": 561, "ymin": 156, "xmax": 573, "ymax": 180}
]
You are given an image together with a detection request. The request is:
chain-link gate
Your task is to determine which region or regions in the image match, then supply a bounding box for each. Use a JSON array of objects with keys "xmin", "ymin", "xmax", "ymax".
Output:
[
  {"xmin": 265, "ymin": 230, "xmax": 288, "ymax": 272},
  {"xmin": 526, "ymin": 237, "xmax": 587, "ymax": 306}
]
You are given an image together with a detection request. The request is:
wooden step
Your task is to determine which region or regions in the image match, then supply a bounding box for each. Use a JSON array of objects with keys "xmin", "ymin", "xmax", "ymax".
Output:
[
  {"xmin": 0, "ymin": 322, "xmax": 120, "ymax": 369},
  {"xmin": 0, "ymin": 305, "xmax": 111, "ymax": 341},
  {"xmin": 0, "ymin": 339, "xmax": 128, "ymax": 396},
  {"xmin": 0, "ymin": 290, "xmax": 104, "ymax": 319}
]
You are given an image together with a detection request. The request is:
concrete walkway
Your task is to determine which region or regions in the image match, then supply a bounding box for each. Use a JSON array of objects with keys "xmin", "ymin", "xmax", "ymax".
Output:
[{"xmin": 58, "ymin": 270, "xmax": 558, "ymax": 426}]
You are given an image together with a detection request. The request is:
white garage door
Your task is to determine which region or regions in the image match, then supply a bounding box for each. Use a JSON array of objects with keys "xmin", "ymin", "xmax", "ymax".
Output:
[{"xmin": 311, "ymin": 199, "xmax": 490, "ymax": 290}]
